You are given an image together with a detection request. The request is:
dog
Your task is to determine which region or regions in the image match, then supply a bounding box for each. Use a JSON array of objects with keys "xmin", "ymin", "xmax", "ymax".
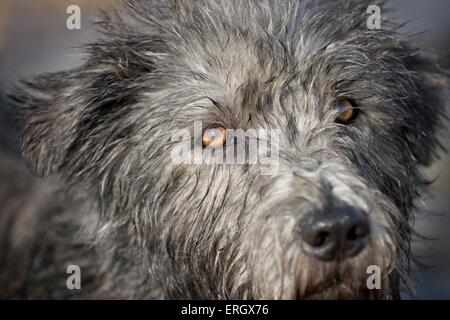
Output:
[{"xmin": 1, "ymin": 0, "xmax": 448, "ymax": 299}]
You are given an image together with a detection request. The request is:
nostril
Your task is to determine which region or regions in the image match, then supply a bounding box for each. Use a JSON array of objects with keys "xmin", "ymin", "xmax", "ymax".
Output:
[
  {"xmin": 346, "ymin": 223, "xmax": 369, "ymax": 241},
  {"xmin": 310, "ymin": 230, "xmax": 330, "ymax": 248},
  {"xmin": 346, "ymin": 225, "xmax": 358, "ymax": 241}
]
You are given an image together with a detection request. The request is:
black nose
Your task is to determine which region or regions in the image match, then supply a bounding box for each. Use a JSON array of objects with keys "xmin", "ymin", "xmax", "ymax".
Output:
[{"xmin": 298, "ymin": 204, "xmax": 370, "ymax": 262}]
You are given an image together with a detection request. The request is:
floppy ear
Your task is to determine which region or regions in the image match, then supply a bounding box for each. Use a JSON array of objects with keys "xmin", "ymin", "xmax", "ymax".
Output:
[
  {"xmin": 9, "ymin": 73, "xmax": 83, "ymax": 177},
  {"xmin": 9, "ymin": 39, "xmax": 158, "ymax": 178},
  {"xmin": 7, "ymin": 1, "xmax": 169, "ymax": 178},
  {"xmin": 400, "ymin": 53, "xmax": 448, "ymax": 166}
]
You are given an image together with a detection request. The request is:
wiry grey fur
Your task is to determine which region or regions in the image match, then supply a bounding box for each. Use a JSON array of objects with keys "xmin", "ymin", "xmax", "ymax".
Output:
[{"xmin": 1, "ymin": 0, "xmax": 448, "ymax": 299}]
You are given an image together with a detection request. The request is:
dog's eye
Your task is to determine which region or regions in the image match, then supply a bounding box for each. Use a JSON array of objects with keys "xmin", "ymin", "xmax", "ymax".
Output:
[
  {"xmin": 335, "ymin": 99, "xmax": 357, "ymax": 124},
  {"xmin": 202, "ymin": 126, "xmax": 227, "ymax": 147}
]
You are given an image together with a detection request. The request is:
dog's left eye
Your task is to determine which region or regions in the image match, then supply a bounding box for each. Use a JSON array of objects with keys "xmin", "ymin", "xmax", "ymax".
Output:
[
  {"xmin": 335, "ymin": 99, "xmax": 357, "ymax": 124},
  {"xmin": 202, "ymin": 126, "xmax": 227, "ymax": 147}
]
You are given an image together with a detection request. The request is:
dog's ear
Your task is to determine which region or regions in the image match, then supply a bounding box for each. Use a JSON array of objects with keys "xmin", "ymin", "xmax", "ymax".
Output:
[
  {"xmin": 9, "ymin": 73, "xmax": 83, "ymax": 176},
  {"xmin": 9, "ymin": 40, "xmax": 158, "ymax": 178},
  {"xmin": 8, "ymin": 5, "xmax": 168, "ymax": 178},
  {"xmin": 401, "ymin": 53, "xmax": 448, "ymax": 166}
]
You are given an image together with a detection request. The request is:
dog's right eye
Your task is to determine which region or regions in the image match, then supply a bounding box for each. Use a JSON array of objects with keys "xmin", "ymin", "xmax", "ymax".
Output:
[
  {"xmin": 335, "ymin": 99, "xmax": 358, "ymax": 124},
  {"xmin": 202, "ymin": 126, "xmax": 227, "ymax": 148}
]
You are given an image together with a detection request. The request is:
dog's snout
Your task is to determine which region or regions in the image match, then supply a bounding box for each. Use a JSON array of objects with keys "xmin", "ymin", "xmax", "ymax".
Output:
[{"xmin": 298, "ymin": 205, "xmax": 370, "ymax": 262}]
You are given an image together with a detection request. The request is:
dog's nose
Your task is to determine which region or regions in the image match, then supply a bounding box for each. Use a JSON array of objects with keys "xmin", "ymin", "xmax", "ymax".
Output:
[{"xmin": 298, "ymin": 205, "xmax": 370, "ymax": 261}]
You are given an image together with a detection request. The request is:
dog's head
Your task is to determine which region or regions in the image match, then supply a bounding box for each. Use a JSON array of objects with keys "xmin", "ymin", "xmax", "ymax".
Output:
[{"xmin": 10, "ymin": 0, "xmax": 447, "ymax": 299}]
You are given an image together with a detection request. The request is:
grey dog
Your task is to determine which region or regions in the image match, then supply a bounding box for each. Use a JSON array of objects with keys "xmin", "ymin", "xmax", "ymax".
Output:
[{"xmin": 0, "ymin": 0, "xmax": 448, "ymax": 299}]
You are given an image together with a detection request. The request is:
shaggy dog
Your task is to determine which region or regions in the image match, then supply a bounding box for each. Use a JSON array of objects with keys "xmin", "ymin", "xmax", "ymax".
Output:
[{"xmin": 1, "ymin": 0, "xmax": 448, "ymax": 299}]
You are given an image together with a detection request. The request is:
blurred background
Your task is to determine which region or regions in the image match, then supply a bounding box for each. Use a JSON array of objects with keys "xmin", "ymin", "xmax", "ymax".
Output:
[{"xmin": 0, "ymin": 0, "xmax": 449, "ymax": 299}]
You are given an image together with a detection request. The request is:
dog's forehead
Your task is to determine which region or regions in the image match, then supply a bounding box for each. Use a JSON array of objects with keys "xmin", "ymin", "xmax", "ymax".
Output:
[
  {"xmin": 172, "ymin": 34, "xmax": 407, "ymax": 127},
  {"xmin": 164, "ymin": 1, "xmax": 366, "ymax": 93},
  {"xmin": 171, "ymin": 34, "xmax": 366, "ymax": 120},
  {"xmin": 179, "ymin": 36, "xmax": 336, "ymax": 122}
]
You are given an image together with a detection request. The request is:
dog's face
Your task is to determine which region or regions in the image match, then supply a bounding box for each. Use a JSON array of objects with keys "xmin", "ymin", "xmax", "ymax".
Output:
[{"xmin": 12, "ymin": 0, "xmax": 446, "ymax": 299}]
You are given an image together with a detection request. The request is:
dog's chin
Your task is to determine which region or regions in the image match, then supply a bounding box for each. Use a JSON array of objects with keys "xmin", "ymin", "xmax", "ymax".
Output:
[{"xmin": 300, "ymin": 282, "xmax": 372, "ymax": 300}]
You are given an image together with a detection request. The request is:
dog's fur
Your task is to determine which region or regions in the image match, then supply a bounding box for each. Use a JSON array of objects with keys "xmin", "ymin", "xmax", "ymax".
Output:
[{"xmin": 1, "ymin": 0, "xmax": 448, "ymax": 299}]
